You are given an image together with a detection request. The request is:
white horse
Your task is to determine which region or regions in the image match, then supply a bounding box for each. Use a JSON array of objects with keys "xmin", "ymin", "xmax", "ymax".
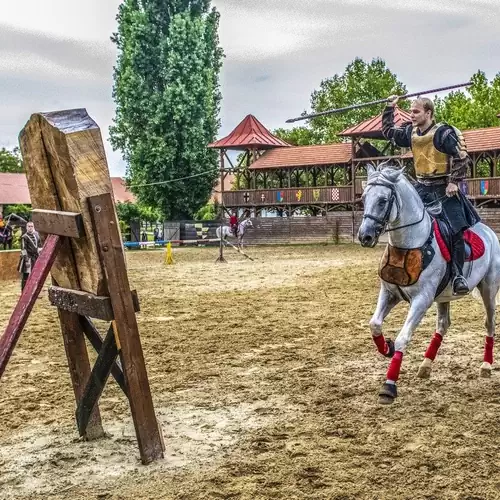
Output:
[
  {"xmin": 358, "ymin": 163, "xmax": 500, "ymax": 404},
  {"xmin": 216, "ymin": 218, "xmax": 253, "ymax": 249}
]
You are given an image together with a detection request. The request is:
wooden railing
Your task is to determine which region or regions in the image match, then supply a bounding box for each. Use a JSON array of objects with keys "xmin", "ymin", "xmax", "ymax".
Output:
[
  {"xmin": 223, "ymin": 186, "xmax": 354, "ymax": 206},
  {"xmin": 223, "ymin": 177, "xmax": 500, "ymax": 206}
]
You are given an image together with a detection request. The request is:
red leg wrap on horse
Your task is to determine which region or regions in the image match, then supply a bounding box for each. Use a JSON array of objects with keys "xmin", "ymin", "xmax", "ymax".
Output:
[
  {"xmin": 484, "ymin": 336, "xmax": 494, "ymax": 364},
  {"xmin": 387, "ymin": 351, "xmax": 403, "ymax": 382},
  {"xmin": 372, "ymin": 334, "xmax": 388, "ymax": 355},
  {"xmin": 424, "ymin": 332, "xmax": 443, "ymax": 361}
]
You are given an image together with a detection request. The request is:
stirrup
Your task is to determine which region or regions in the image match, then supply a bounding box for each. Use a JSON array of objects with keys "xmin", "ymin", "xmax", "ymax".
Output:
[{"xmin": 452, "ymin": 275, "xmax": 469, "ymax": 295}]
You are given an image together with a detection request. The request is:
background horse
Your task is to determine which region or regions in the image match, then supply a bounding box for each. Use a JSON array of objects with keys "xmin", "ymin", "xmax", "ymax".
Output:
[
  {"xmin": 358, "ymin": 163, "xmax": 500, "ymax": 404},
  {"xmin": 216, "ymin": 218, "xmax": 253, "ymax": 248}
]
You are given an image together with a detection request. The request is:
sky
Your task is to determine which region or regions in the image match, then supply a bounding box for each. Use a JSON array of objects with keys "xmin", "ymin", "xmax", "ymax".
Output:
[{"xmin": 1, "ymin": 0, "xmax": 499, "ymax": 177}]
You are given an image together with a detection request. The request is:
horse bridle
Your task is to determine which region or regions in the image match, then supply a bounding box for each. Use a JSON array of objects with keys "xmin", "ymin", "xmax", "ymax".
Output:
[{"xmin": 362, "ymin": 181, "xmax": 425, "ymax": 233}]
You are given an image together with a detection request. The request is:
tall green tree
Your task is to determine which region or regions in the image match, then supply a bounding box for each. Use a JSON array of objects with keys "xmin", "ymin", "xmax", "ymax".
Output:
[
  {"xmin": 110, "ymin": 0, "xmax": 224, "ymax": 219},
  {"xmin": 274, "ymin": 57, "xmax": 408, "ymax": 145},
  {"xmin": 434, "ymin": 70, "xmax": 500, "ymax": 130},
  {"xmin": 0, "ymin": 147, "xmax": 23, "ymax": 173}
]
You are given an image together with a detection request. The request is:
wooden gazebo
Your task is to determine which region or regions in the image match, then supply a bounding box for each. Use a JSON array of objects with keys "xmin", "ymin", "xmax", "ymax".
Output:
[{"xmin": 208, "ymin": 114, "xmax": 290, "ymax": 213}]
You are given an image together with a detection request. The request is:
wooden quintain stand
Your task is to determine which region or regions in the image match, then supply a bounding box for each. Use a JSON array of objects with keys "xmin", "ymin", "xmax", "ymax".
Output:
[{"xmin": 0, "ymin": 109, "xmax": 164, "ymax": 464}]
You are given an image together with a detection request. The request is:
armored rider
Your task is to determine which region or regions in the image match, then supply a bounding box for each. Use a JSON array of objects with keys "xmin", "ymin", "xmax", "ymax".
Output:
[{"xmin": 382, "ymin": 96, "xmax": 481, "ymax": 295}]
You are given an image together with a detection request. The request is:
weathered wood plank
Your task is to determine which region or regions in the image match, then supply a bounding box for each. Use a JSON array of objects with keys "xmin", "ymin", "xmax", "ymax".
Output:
[
  {"xmin": 89, "ymin": 193, "xmax": 164, "ymax": 465},
  {"xmin": 48, "ymin": 286, "xmax": 140, "ymax": 321},
  {"xmin": 79, "ymin": 316, "xmax": 128, "ymax": 398},
  {"xmin": 27, "ymin": 108, "xmax": 120, "ymax": 295},
  {"xmin": 32, "ymin": 209, "xmax": 85, "ymax": 239},
  {"xmin": 76, "ymin": 324, "xmax": 119, "ymax": 437},
  {"xmin": 0, "ymin": 235, "xmax": 61, "ymax": 380},
  {"xmin": 18, "ymin": 114, "xmax": 80, "ymax": 289}
]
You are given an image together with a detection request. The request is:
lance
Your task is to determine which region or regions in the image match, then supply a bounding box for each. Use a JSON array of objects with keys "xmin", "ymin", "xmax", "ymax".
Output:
[{"xmin": 285, "ymin": 81, "xmax": 472, "ymax": 123}]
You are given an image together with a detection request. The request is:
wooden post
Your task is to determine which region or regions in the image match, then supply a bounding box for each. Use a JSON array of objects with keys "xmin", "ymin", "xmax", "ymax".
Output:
[
  {"xmin": 79, "ymin": 316, "xmax": 128, "ymax": 397},
  {"xmin": 88, "ymin": 193, "xmax": 164, "ymax": 464},
  {"xmin": 76, "ymin": 323, "xmax": 119, "ymax": 436},
  {"xmin": 351, "ymin": 139, "xmax": 357, "ymax": 242},
  {"xmin": 16, "ymin": 108, "xmax": 162, "ymax": 460},
  {"xmin": 57, "ymin": 307, "xmax": 105, "ymax": 439},
  {"xmin": 217, "ymin": 150, "xmax": 227, "ymax": 263}
]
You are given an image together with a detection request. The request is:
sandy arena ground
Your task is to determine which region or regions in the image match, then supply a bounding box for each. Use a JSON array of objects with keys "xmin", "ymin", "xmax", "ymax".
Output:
[{"xmin": 0, "ymin": 244, "xmax": 499, "ymax": 500}]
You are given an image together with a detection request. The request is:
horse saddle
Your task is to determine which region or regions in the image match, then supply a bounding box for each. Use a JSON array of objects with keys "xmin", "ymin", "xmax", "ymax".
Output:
[
  {"xmin": 432, "ymin": 219, "xmax": 485, "ymax": 263},
  {"xmin": 379, "ymin": 218, "xmax": 485, "ymax": 294}
]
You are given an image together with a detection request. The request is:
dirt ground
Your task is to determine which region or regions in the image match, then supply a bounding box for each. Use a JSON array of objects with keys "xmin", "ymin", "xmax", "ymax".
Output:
[{"xmin": 0, "ymin": 244, "xmax": 499, "ymax": 500}]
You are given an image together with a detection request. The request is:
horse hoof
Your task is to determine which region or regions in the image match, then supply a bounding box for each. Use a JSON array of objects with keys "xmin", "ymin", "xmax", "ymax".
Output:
[
  {"xmin": 384, "ymin": 339, "xmax": 395, "ymax": 358},
  {"xmin": 378, "ymin": 382, "xmax": 397, "ymax": 405},
  {"xmin": 480, "ymin": 362, "xmax": 492, "ymax": 378},
  {"xmin": 417, "ymin": 357, "xmax": 433, "ymax": 379}
]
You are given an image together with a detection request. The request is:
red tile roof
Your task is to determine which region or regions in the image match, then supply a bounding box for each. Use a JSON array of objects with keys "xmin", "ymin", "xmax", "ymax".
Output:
[
  {"xmin": 209, "ymin": 114, "xmax": 291, "ymax": 150},
  {"xmin": 111, "ymin": 177, "xmax": 136, "ymax": 203},
  {"xmin": 0, "ymin": 174, "xmax": 136, "ymax": 205},
  {"xmin": 249, "ymin": 143, "xmax": 352, "ymax": 169},
  {"xmin": 0, "ymin": 173, "xmax": 30, "ymax": 204},
  {"xmin": 338, "ymin": 106, "xmax": 412, "ymax": 138}
]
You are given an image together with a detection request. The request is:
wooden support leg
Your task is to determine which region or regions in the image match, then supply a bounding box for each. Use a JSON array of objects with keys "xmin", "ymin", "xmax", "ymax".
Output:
[
  {"xmin": 79, "ymin": 316, "xmax": 128, "ymax": 398},
  {"xmin": 89, "ymin": 193, "xmax": 164, "ymax": 464},
  {"xmin": 58, "ymin": 308, "xmax": 105, "ymax": 440},
  {"xmin": 0, "ymin": 234, "xmax": 61, "ymax": 380},
  {"xmin": 76, "ymin": 323, "xmax": 118, "ymax": 436}
]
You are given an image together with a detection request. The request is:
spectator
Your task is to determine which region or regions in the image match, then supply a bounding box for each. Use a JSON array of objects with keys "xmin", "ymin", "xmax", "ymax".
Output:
[{"xmin": 17, "ymin": 221, "xmax": 43, "ymax": 291}]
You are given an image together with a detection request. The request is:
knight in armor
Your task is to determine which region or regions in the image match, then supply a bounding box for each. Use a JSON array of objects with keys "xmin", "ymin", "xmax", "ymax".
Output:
[
  {"xmin": 18, "ymin": 221, "xmax": 43, "ymax": 291},
  {"xmin": 382, "ymin": 96, "xmax": 481, "ymax": 296}
]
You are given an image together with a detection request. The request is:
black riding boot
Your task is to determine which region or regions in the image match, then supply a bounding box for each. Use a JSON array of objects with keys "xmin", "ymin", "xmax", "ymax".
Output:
[{"xmin": 451, "ymin": 232, "xmax": 469, "ymax": 295}]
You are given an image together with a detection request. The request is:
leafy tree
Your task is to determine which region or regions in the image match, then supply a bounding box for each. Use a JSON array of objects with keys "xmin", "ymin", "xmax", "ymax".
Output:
[
  {"xmin": 434, "ymin": 71, "xmax": 500, "ymax": 130},
  {"xmin": 3, "ymin": 204, "xmax": 31, "ymax": 221},
  {"xmin": 110, "ymin": 0, "xmax": 224, "ymax": 220},
  {"xmin": 116, "ymin": 201, "xmax": 141, "ymax": 225},
  {"xmin": 0, "ymin": 147, "xmax": 23, "ymax": 173},
  {"xmin": 274, "ymin": 57, "xmax": 408, "ymax": 145},
  {"xmin": 116, "ymin": 201, "xmax": 162, "ymax": 225},
  {"xmin": 272, "ymin": 126, "xmax": 319, "ymax": 146},
  {"xmin": 194, "ymin": 199, "xmax": 219, "ymax": 220}
]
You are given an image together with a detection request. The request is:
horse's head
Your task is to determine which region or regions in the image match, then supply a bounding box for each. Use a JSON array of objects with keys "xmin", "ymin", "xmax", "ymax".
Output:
[
  {"xmin": 241, "ymin": 219, "xmax": 253, "ymax": 230},
  {"xmin": 358, "ymin": 162, "xmax": 406, "ymax": 247}
]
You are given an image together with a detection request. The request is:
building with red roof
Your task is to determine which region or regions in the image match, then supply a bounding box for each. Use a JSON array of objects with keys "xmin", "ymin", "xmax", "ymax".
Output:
[{"xmin": 0, "ymin": 174, "xmax": 136, "ymax": 216}]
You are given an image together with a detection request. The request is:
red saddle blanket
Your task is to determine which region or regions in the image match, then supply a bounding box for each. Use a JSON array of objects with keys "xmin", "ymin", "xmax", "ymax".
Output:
[{"xmin": 433, "ymin": 220, "xmax": 485, "ymax": 262}]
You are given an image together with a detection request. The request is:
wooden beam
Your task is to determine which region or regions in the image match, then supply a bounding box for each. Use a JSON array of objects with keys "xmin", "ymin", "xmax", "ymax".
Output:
[
  {"xmin": 48, "ymin": 286, "xmax": 140, "ymax": 321},
  {"xmin": 89, "ymin": 192, "xmax": 164, "ymax": 465},
  {"xmin": 0, "ymin": 234, "xmax": 61, "ymax": 379},
  {"xmin": 79, "ymin": 316, "xmax": 128, "ymax": 397},
  {"xmin": 76, "ymin": 324, "xmax": 119, "ymax": 437},
  {"xmin": 18, "ymin": 113, "xmax": 80, "ymax": 289},
  {"xmin": 57, "ymin": 306, "xmax": 105, "ymax": 440},
  {"xmin": 22, "ymin": 109, "xmax": 118, "ymax": 295},
  {"xmin": 32, "ymin": 209, "xmax": 85, "ymax": 239}
]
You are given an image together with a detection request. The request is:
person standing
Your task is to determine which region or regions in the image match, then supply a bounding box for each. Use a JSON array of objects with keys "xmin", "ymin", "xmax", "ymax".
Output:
[{"xmin": 18, "ymin": 221, "xmax": 42, "ymax": 291}]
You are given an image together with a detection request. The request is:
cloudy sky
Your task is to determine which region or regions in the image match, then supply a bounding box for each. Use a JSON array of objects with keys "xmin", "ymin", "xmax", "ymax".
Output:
[{"xmin": 1, "ymin": 0, "xmax": 499, "ymax": 176}]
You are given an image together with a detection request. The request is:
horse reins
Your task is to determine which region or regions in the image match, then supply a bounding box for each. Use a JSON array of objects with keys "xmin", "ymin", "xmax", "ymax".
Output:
[{"xmin": 362, "ymin": 181, "xmax": 426, "ymax": 233}]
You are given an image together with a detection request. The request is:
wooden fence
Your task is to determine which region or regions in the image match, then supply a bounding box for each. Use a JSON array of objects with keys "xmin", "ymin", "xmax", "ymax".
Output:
[{"xmin": 146, "ymin": 207, "xmax": 500, "ymax": 247}]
